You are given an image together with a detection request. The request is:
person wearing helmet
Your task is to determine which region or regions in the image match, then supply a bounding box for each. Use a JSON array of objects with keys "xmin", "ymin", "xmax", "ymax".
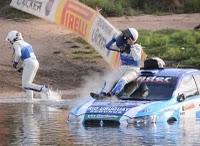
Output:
[
  {"xmin": 91, "ymin": 28, "xmax": 142, "ymax": 99},
  {"xmin": 6, "ymin": 30, "xmax": 49, "ymax": 100}
]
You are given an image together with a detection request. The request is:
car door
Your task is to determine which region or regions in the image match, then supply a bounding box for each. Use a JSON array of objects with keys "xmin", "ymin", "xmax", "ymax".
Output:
[
  {"xmin": 177, "ymin": 74, "xmax": 199, "ymax": 119},
  {"xmin": 193, "ymin": 73, "xmax": 200, "ymax": 119}
]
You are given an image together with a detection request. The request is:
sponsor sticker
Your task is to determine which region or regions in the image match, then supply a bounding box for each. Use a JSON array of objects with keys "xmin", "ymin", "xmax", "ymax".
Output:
[
  {"xmin": 85, "ymin": 114, "xmax": 120, "ymax": 121},
  {"xmin": 196, "ymin": 111, "xmax": 200, "ymax": 119},
  {"xmin": 87, "ymin": 106, "xmax": 130, "ymax": 115},
  {"xmin": 86, "ymin": 101, "xmax": 147, "ymax": 115},
  {"xmin": 182, "ymin": 103, "xmax": 195, "ymax": 111},
  {"xmin": 137, "ymin": 76, "xmax": 174, "ymax": 84}
]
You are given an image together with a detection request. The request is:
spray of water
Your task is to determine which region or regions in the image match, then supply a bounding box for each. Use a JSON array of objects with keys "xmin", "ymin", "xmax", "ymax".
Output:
[
  {"xmin": 68, "ymin": 68, "xmax": 121, "ymax": 110},
  {"xmin": 68, "ymin": 71, "xmax": 106, "ymax": 109}
]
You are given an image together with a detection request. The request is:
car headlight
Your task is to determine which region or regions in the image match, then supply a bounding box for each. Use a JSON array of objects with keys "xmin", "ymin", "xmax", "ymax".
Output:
[
  {"xmin": 67, "ymin": 113, "xmax": 82, "ymax": 123},
  {"xmin": 127, "ymin": 115, "xmax": 157, "ymax": 125}
]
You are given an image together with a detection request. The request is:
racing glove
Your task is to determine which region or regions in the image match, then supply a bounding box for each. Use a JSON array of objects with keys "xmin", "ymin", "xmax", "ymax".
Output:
[
  {"xmin": 17, "ymin": 67, "xmax": 23, "ymax": 73},
  {"xmin": 12, "ymin": 62, "xmax": 18, "ymax": 69},
  {"xmin": 120, "ymin": 44, "xmax": 131, "ymax": 54}
]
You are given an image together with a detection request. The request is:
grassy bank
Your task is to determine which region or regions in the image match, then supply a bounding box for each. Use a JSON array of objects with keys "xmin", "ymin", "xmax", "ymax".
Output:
[
  {"xmin": 0, "ymin": 0, "xmax": 199, "ymax": 18},
  {"xmin": 80, "ymin": 0, "xmax": 200, "ymax": 16},
  {"xmin": 139, "ymin": 30, "xmax": 200, "ymax": 68},
  {"xmin": 72, "ymin": 30, "xmax": 200, "ymax": 68}
]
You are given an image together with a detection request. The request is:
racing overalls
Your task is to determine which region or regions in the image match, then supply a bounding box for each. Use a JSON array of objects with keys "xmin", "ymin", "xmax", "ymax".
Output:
[
  {"xmin": 103, "ymin": 37, "xmax": 142, "ymax": 96},
  {"xmin": 13, "ymin": 40, "xmax": 44, "ymax": 99}
]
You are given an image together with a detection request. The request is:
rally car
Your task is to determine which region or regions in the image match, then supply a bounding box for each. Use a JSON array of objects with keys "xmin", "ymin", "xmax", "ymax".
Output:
[{"xmin": 68, "ymin": 60, "xmax": 200, "ymax": 126}]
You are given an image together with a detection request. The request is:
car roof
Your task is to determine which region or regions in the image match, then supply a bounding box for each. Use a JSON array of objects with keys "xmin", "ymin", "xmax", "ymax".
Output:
[{"xmin": 140, "ymin": 68, "xmax": 200, "ymax": 78}]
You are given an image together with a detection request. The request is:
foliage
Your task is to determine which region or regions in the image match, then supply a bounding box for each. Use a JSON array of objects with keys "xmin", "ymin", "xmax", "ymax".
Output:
[
  {"xmin": 80, "ymin": 0, "xmax": 200, "ymax": 16},
  {"xmin": 138, "ymin": 30, "xmax": 200, "ymax": 68},
  {"xmin": 1, "ymin": 0, "xmax": 199, "ymax": 18}
]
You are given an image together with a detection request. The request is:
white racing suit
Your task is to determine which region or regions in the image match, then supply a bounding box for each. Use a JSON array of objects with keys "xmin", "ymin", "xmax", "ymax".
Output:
[
  {"xmin": 103, "ymin": 39, "xmax": 142, "ymax": 96},
  {"xmin": 13, "ymin": 40, "xmax": 44, "ymax": 99}
]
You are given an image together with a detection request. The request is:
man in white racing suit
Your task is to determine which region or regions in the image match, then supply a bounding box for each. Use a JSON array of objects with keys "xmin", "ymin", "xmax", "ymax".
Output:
[
  {"xmin": 6, "ymin": 30, "xmax": 49, "ymax": 100},
  {"xmin": 91, "ymin": 28, "xmax": 142, "ymax": 98}
]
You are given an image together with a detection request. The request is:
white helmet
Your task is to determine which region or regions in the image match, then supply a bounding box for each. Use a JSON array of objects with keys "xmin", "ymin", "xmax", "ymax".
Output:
[
  {"xmin": 122, "ymin": 28, "xmax": 139, "ymax": 43},
  {"xmin": 6, "ymin": 30, "xmax": 23, "ymax": 44},
  {"xmin": 128, "ymin": 28, "xmax": 138, "ymax": 42}
]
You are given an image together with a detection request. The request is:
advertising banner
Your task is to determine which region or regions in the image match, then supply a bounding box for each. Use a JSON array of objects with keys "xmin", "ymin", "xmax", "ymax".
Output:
[
  {"xmin": 88, "ymin": 14, "xmax": 121, "ymax": 68},
  {"xmin": 55, "ymin": 0, "xmax": 97, "ymax": 40},
  {"xmin": 10, "ymin": 0, "xmax": 60, "ymax": 22}
]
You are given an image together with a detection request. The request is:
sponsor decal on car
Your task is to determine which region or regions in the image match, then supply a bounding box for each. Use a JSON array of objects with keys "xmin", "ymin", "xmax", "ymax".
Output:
[
  {"xmin": 196, "ymin": 111, "xmax": 200, "ymax": 119},
  {"xmin": 86, "ymin": 106, "xmax": 130, "ymax": 115},
  {"xmin": 137, "ymin": 76, "xmax": 173, "ymax": 83},
  {"xmin": 85, "ymin": 114, "xmax": 120, "ymax": 121},
  {"xmin": 182, "ymin": 103, "xmax": 195, "ymax": 111},
  {"xmin": 86, "ymin": 101, "xmax": 150, "ymax": 116}
]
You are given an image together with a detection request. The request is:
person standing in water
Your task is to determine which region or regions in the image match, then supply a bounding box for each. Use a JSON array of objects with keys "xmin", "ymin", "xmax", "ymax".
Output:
[{"xmin": 6, "ymin": 30, "xmax": 49, "ymax": 100}]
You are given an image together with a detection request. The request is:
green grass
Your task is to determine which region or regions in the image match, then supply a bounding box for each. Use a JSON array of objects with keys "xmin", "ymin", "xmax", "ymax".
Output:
[
  {"xmin": 71, "ymin": 49, "xmax": 101, "ymax": 60},
  {"xmin": 70, "ymin": 30, "xmax": 200, "ymax": 68},
  {"xmin": 80, "ymin": 0, "xmax": 200, "ymax": 17},
  {"xmin": 138, "ymin": 29, "xmax": 200, "ymax": 68},
  {"xmin": 70, "ymin": 37, "xmax": 101, "ymax": 60},
  {"xmin": 1, "ymin": 0, "xmax": 199, "ymax": 18}
]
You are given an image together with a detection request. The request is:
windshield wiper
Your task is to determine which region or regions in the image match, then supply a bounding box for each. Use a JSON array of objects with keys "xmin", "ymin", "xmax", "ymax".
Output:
[{"xmin": 119, "ymin": 96, "xmax": 152, "ymax": 101}]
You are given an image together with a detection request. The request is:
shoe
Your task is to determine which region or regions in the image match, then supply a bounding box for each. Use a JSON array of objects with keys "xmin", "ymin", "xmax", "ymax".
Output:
[
  {"xmin": 41, "ymin": 85, "xmax": 50, "ymax": 99},
  {"xmin": 90, "ymin": 92, "xmax": 108, "ymax": 100}
]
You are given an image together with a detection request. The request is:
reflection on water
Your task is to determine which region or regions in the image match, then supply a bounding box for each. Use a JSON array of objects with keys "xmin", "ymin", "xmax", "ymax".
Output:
[{"xmin": 0, "ymin": 103, "xmax": 200, "ymax": 146}]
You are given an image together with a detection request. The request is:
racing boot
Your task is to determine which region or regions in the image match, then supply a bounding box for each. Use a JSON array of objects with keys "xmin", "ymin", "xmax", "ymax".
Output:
[
  {"xmin": 90, "ymin": 92, "xmax": 109, "ymax": 100},
  {"xmin": 41, "ymin": 85, "xmax": 50, "ymax": 99}
]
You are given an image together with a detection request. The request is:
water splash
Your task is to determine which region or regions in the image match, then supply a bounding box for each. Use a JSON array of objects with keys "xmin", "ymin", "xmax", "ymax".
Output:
[{"xmin": 68, "ymin": 68, "xmax": 122, "ymax": 110}]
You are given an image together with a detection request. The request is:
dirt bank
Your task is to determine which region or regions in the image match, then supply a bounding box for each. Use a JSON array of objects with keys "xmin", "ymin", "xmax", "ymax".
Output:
[{"xmin": 108, "ymin": 13, "xmax": 200, "ymax": 30}]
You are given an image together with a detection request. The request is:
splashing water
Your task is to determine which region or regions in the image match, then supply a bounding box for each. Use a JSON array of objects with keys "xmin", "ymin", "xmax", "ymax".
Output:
[{"xmin": 68, "ymin": 68, "xmax": 122, "ymax": 110}]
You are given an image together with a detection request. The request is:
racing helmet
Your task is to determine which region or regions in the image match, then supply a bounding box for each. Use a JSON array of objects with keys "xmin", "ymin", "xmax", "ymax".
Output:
[
  {"xmin": 144, "ymin": 57, "xmax": 165, "ymax": 69},
  {"xmin": 6, "ymin": 30, "xmax": 23, "ymax": 44},
  {"xmin": 122, "ymin": 27, "xmax": 138, "ymax": 43},
  {"xmin": 152, "ymin": 57, "xmax": 165, "ymax": 68}
]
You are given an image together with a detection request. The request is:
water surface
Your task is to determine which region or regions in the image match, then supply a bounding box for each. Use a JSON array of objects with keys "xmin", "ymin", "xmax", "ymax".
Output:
[{"xmin": 0, "ymin": 103, "xmax": 200, "ymax": 146}]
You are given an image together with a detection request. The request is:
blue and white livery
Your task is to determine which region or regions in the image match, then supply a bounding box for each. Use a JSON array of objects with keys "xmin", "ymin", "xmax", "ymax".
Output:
[{"xmin": 68, "ymin": 67, "xmax": 200, "ymax": 126}]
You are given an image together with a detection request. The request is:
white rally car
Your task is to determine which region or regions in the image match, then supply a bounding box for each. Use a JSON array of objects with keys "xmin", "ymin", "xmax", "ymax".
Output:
[{"xmin": 68, "ymin": 65, "xmax": 200, "ymax": 126}]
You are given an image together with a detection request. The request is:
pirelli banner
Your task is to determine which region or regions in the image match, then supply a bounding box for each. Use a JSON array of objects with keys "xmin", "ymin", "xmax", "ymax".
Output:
[{"xmin": 10, "ymin": 0, "xmax": 121, "ymax": 68}]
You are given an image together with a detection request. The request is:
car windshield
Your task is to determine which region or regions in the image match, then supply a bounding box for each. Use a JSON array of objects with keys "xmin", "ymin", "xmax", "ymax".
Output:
[{"xmin": 121, "ymin": 76, "xmax": 177, "ymax": 101}]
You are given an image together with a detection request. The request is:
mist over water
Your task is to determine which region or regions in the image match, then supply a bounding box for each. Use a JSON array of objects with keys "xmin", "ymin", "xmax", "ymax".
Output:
[{"xmin": 68, "ymin": 71, "xmax": 109, "ymax": 109}]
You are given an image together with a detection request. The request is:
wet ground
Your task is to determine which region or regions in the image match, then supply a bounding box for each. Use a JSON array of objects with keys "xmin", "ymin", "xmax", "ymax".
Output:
[{"xmin": 1, "ymin": 100, "xmax": 200, "ymax": 146}]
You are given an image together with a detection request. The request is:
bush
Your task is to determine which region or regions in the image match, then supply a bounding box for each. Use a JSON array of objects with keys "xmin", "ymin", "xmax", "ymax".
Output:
[
  {"xmin": 184, "ymin": 0, "xmax": 200, "ymax": 13},
  {"xmin": 138, "ymin": 30, "xmax": 200, "ymax": 68},
  {"xmin": 80, "ymin": 0, "xmax": 200, "ymax": 16}
]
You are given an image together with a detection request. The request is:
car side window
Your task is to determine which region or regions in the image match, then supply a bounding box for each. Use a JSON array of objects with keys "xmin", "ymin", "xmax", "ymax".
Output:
[
  {"xmin": 179, "ymin": 75, "xmax": 198, "ymax": 98},
  {"xmin": 194, "ymin": 74, "xmax": 200, "ymax": 90}
]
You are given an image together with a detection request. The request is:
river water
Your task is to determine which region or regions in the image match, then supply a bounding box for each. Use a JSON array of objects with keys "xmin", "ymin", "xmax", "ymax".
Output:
[{"xmin": 0, "ymin": 103, "xmax": 200, "ymax": 146}]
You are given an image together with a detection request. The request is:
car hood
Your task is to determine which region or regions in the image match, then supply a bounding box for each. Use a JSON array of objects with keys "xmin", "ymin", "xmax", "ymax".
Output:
[{"xmin": 84, "ymin": 100, "xmax": 156, "ymax": 121}]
